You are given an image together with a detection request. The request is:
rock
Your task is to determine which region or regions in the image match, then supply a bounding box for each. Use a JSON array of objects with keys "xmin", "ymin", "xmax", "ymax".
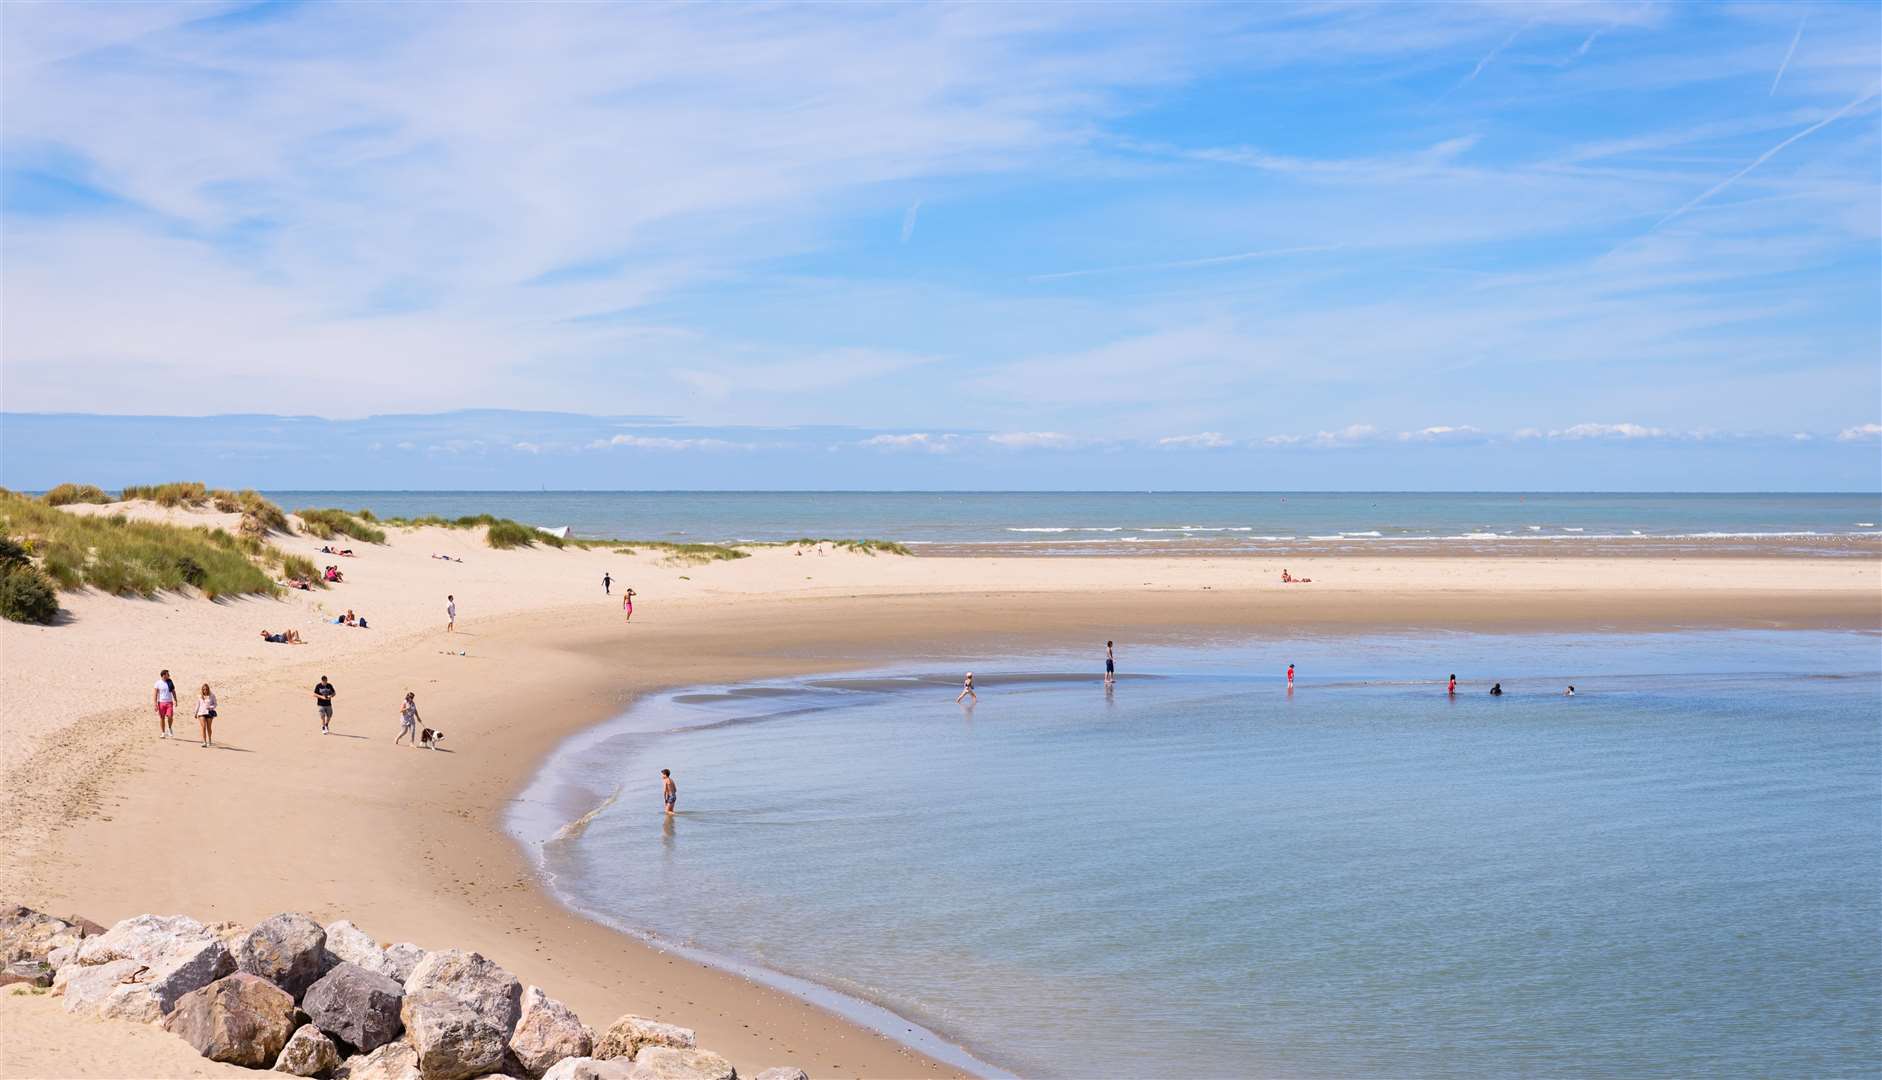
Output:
[
  {"xmin": 304, "ymin": 961, "xmax": 404, "ymax": 1054},
  {"xmin": 754, "ymin": 1070, "xmax": 809, "ymax": 1080},
  {"xmin": 88, "ymin": 937, "xmax": 237, "ymax": 1023},
  {"xmin": 626, "ymin": 1046, "xmax": 736, "ymax": 1080},
  {"xmin": 76, "ymin": 913, "xmax": 215, "ymax": 966},
  {"xmin": 55, "ymin": 958, "xmax": 144, "ymax": 1014},
  {"xmin": 383, "ymin": 942, "xmax": 427, "ymax": 984},
  {"xmin": 402, "ymin": 949, "xmax": 522, "ymax": 1035},
  {"xmin": 162, "ymin": 972, "xmax": 301, "ymax": 1068},
  {"xmin": 0, "ymin": 959, "xmax": 53, "ymax": 988},
  {"xmin": 402, "ymin": 990, "xmax": 512, "ymax": 1080},
  {"xmin": 510, "ymin": 985, "xmax": 593, "ymax": 1077},
  {"xmin": 208, "ymin": 920, "xmax": 250, "ymax": 945},
  {"xmin": 67, "ymin": 914, "xmax": 108, "ymax": 938},
  {"xmin": 0, "ymin": 906, "xmax": 85, "ymax": 964},
  {"xmin": 324, "ymin": 920, "xmax": 398, "ymax": 977},
  {"xmin": 541, "ymin": 1059, "xmax": 637, "ymax": 1080},
  {"xmin": 274, "ymin": 1023, "xmax": 342, "ymax": 1076},
  {"xmin": 595, "ymin": 1015, "xmax": 696, "ymax": 1060},
  {"xmin": 334, "ymin": 1039, "xmax": 423, "ymax": 1080},
  {"xmin": 235, "ymin": 912, "xmax": 329, "ymax": 1000},
  {"xmin": 46, "ymin": 945, "xmax": 75, "ymax": 969}
]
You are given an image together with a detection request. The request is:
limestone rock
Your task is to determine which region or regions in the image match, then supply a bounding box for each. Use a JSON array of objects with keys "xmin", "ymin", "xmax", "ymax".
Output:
[
  {"xmin": 402, "ymin": 990, "xmax": 512, "ymax": 1080},
  {"xmin": 595, "ymin": 1015, "xmax": 696, "ymax": 1061},
  {"xmin": 627, "ymin": 1046, "xmax": 736, "ymax": 1080},
  {"xmin": 236, "ymin": 912, "xmax": 329, "ymax": 1000},
  {"xmin": 55, "ymin": 957, "xmax": 143, "ymax": 1013},
  {"xmin": 75, "ymin": 913, "xmax": 214, "ymax": 966},
  {"xmin": 335, "ymin": 1039, "xmax": 423, "ymax": 1080},
  {"xmin": 46, "ymin": 945, "xmax": 75, "ymax": 970},
  {"xmin": 402, "ymin": 949, "xmax": 521, "ymax": 1035},
  {"xmin": 274, "ymin": 1023, "xmax": 342, "ymax": 1076},
  {"xmin": 208, "ymin": 920, "xmax": 250, "ymax": 945},
  {"xmin": 304, "ymin": 961, "xmax": 405, "ymax": 1054},
  {"xmin": 162, "ymin": 972, "xmax": 301, "ymax": 1068},
  {"xmin": 324, "ymin": 919, "xmax": 397, "ymax": 977},
  {"xmin": 754, "ymin": 1069, "xmax": 809, "ymax": 1080},
  {"xmin": 541, "ymin": 1059, "xmax": 637, "ymax": 1080},
  {"xmin": 510, "ymin": 985, "xmax": 593, "ymax": 1077},
  {"xmin": 0, "ymin": 906, "xmax": 85, "ymax": 964},
  {"xmin": 0, "ymin": 959, "xmax": 53, "ymax": 987},
  {"xmin": 67, "ymin": 914, "xmax": 108, "ymax": 938},
  {"xmin": 383, "ymin": 942, "xmax": 427, "ymax": 984}
]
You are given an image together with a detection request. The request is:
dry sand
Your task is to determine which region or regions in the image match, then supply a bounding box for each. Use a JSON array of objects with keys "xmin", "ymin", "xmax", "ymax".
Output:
[{"xmin": 2, "ymin": 504, "xmax": 1877, "ymax": 1078}]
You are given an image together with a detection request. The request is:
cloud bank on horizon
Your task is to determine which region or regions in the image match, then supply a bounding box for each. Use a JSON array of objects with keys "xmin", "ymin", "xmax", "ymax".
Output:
[{"xmin": 2, "ymin": 2, "xmax": 1878, "ymax": 488}]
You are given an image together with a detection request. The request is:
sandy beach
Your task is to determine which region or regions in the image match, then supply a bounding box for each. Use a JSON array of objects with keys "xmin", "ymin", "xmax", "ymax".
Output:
[{"xmin": 2, "ymin": 504, "xmax": 1878, "ymax": 1078}]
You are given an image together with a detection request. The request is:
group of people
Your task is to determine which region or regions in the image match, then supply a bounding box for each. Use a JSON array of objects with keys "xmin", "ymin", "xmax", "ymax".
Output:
[
  {"xmin": 322, "ymin": 565, "xmax": 345, "ymax": 583},
  {"xmin": 330, "ymin": 609, "xmax": 368, "ymax": 628},
  {"xmin": 153, "ymin": 669, "xmax": 218, "ymax": 747}
]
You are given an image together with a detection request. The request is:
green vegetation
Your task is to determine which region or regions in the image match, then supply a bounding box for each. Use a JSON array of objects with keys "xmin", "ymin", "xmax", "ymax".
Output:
[
  {"xmin": 295, "ymin": 508, "xmax": 388, "ymax": 544},
  {"xmin": 111, "ymin": 481, "xmax": 292, "ymax": 538},
  {"xmin": 0, "ymin": 489, "xmax": 305, "ymax": 599},
  {"xmin": 40, "ymin": 483, "xmax": 114, "ymax": 507},
  {"xmin": 483, "ymin": 520, "xmax": 545, "ymax": 549},
  {"xmin": 772, "ymin": 537, "xmax": 912, "ymax": 556},
  {"xmin": 0, "ymin": 536, "xmax": 59, "ymax": 624},
  {"xmin": 118, "ymin": 481, "xmax": 210, "ymax": 507}
]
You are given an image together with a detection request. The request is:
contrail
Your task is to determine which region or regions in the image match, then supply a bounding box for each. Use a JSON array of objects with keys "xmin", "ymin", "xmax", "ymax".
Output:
[
  {"xmin": 1444, "ymin": 16, "xmax": 1537, "ymax": 99},
  {"xmin": 1029, "ymin": 243, "xmax": 1343, "ymax": 282},
  {"xmin": 900, "ymin": 201, "xmax": 921, "ymax": 244},
  {"xmin": 1650, "ymin": 83, "xmax": 1880, "ymax": 231},
  {"xmin": 1771, "ymin": 18, "xmax": 1806, "ymax": 95}
]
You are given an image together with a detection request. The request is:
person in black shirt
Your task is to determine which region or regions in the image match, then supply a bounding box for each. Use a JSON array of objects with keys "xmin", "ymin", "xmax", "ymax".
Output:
[{"xmin": 315, "ymin": 676, "xmax": 336, "ymax": 734}]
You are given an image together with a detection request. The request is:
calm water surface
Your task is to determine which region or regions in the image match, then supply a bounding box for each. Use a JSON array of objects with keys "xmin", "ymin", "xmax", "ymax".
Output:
[{"xmin": 515, "ymin": 631, "xmax": 1882, "ymax": 1079}]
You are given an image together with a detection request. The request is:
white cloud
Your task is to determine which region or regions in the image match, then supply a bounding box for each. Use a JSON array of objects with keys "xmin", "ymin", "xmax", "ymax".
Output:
[
  {"xmin": 512, "ymin": 441, "xmax": 544, "ymax": 454},
  {"xmin": 1399, "ymin": 425, "xmax": 1483, "ymax": 443},
  {"xmin": 1158, "ymin": 432, "xmax": 1233, "ymax": 449},
  {"xmin": 988, "ymin": 431, "xmax": 1080, "ymax": 449},
  {"xmin": 1548, "ymin": 422, "xmax": 1668, "ymax": 440},
  {"xmin": 1263, "ymin": 424, "xmax": 1380, "ymax": 448},
  {"xmin": 1836, "ymin": 423, "xmax": 1882, "ymax": 442},
  {"xmin": 858, "ymin": 432, "xmax": 959, "ymax": 453},
  {"xmin": 588, "ymin": 434, "xmax": 748, "ymax": 451}
]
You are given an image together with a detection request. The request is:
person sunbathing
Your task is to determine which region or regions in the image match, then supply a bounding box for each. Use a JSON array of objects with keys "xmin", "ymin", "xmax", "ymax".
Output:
[
  {"xmin": 1281, "ymin": 569, "xmax": 1313, "ymax": 583},
  {"xmin": 431, "ymin": 553, "xmax": 462, "ymax": 562},
  {"xmin": 259, "ymin": 629, "xmax": 305, "ymax": 644},
  {"xmin": 283, "ymin": 578, "xmax": 312, "ymax": 590}
]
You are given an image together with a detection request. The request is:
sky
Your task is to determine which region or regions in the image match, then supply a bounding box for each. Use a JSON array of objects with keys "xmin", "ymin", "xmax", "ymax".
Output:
[{"xmin": 2, "ymin": 1, "xmax": 1879, "ymax": 490}]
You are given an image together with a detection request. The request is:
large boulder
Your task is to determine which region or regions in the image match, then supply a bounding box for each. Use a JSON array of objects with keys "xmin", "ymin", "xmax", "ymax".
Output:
[
  {"xmin": 510, "ymin": 985, "xmax": 593, "ymax": 1077},
  {"xmin": 403, "ymin": 949, "xmax": 522, "ymax": 1033},
  {"xmin": 335, "ymin": 1040, "xmax": 423, "ymax": 1080},
  {"xmin": 753, "ymin": 1070, "xmax": 809, "ymax": 1080},
  {"xmin": 627, "ymin": 1046, "xmax": 736, "ymax": 1080},
  {"xmin": 0, "ymin": 906, "xmax": 85, "ymax": 963},
  {"xmin": 236, "ymin": 913, "xmax": 329, "ymax": 1000},
  {"xmin": 383, "ymin": 942, "xmax": 427, "ymax": 984},
  {"xmin": 76, "ymin": 913, "xmax": 215, "ymax": 966},
  {"xmin": 324, "ymin": 920, "xmax": 398, "ymax": 978},
  {"xmin": 542, "ymin": 1060, "xmax": 636, "ymax": 1080},
  {"xmin": 162, "ymin": 972, "xmax": 301, "ymax": 1068},
  {"xmin": 274, "ymin": 1023, "xmax": 342, "ymax": 1077},
  {"xmin": 304, "ymin": 961, "xmax": 404, "ymax": 1054},
  {"xmin": 96, "ymin": 937, "xmax": 236, "ymax": 1022},
  {"xmin": 52, "ymin": 957, "xmax": 142, "ymax": 1012},
  {"xmin": 0, "ymin": 959, "xmax": 53, "ymax": 988},
  {"xmin": 402, "ymin": 991, "xmax": 512, "ymax": 1080},
  {"xmin": 595, "ymin": 1015, "xmax": 696, "ymax": 1060}
]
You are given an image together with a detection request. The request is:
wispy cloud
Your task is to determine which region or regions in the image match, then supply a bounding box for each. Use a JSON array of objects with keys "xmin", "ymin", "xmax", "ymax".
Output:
[
  {"xmin": 1030, "ymin": 243, "xmax": 1343, "ymax": 282},
  {"xmin": 900, "ymin": 201, "xmax": 921, "ymax": 244},
  {"xmin": 1443, "ymin": 16, "xmax": 1537, "ymax": 99},
  {"xmin": 1837, "ymin": 423, "xmax": 1882, "ymax": 442},
  {"xmin": 588, "ymin": 434, "xmax": 750, "ymax": 451},
  {"xmin": 989, "ymin": 431, "xmax": 1081, "ymax": 449},
  {"xmin": 858, "ymin": 432, "xmax": 958, "ymax": 453},
  {"xmin": 1158, "ymin": 432, "xmax": 1232, "ymax": 449},
  {"xmin": 1265, "ymin": 424, "xmax": 1380, "ymax": 448},
  {"xmin": 1547, "ymin": 422, "xmax": 1668, "ymax": 440},
  {"xmin": 1771, "ymin": 18, "xmax": 1806, "ymax": 96}
]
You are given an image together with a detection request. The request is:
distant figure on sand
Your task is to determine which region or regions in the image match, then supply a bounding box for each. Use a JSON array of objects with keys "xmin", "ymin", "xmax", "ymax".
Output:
[
  {"xmin": 315, "ymin": 676, "xmax": 336, "ymax": 733},
  {"xmin": 603, "ymin": 572, "xmax": 612, "ymax": 595},
  {"xmin": 195, "ymin": 683, "xmax": 217, "ymax": 748},
  {"xmin": 396, "ymin": 692, "xmax": 420, "ymax": 746},
  {"xmin": 623, "ymin": 588, "xmax": 635, "ymax": 621},
  {"xmin": 1287, "ymin": 663, "xmax": 1295, "ymax": 689},
  {"xmin": 1281, "ymin": 568, "xmax": 1312, "ymax": 583},
  {"xmin": 445, "ymin": 595, "xmax": 457, "ymax": 632},
  {"xmin": 662, "ymin": 768, "xmax": 677, "ymax": 816},
  {"xmin": 259, "ymin": 629, "xmax": 304, "ymax": 644},
  {"xmin": 1105, "ymin": 641, "xmax": 1116, "ymax": 686},
  {"xmin": 1448, "ymin": 673, "xmax": 1458, "ymax": 695},
  {"xmin": 154, "ymin": 669, "xmax": 177, "ymax": 739},
  {"xmin": 957, "ymin": 672, "xmax": 977, "ymax": 703}
]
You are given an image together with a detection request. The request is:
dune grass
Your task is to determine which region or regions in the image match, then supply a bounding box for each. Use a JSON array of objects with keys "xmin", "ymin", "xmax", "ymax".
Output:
[
  {"xmin": 40, "ymin": 483, "xmax": 114, "ymax": 507},
  {"xmin": 118, "ymin": 481, "xmax": 210, "ymax": 507},
  {"xmin": 296, "ymin": 508, "xmax": 388, "ymax": 544},
  {"xmin": 771, "ymin": 537, "xmax": 912, "ymax": 556},
  {"xmin": 0, "ymin": 489, "xmax": 307, "ymax": 599}
]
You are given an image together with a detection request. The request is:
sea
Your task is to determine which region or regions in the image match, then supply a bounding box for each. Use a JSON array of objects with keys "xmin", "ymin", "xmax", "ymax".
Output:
[
  {"xmin": 268, "ymin": 491, "xmax": 1882, "ymax": 556},
  {"xmin": 511, "ymin": 629, "xmax": 1882, "ymax": 1079}
]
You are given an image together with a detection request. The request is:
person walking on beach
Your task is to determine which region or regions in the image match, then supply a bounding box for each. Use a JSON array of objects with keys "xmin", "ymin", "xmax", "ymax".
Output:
[
  {"xmin": 661, "ymin": 768, "xmax": 677, "ymax": 816},
  {"xmin": 623, "ymin": 588, "xmax": 635, "ymax": 622},
  {"xmin": 445, "ymin": 595, "xmax": 457, "ymax": 633},
  {"xmin": 603, "ymin": 572, "xmax": 612, "ymax": 596},
  {"xmin": 1448, "ymin": 673, "xmax": 1458, "ymax": 695},
  {"xmin": 314, "ymin": 675, "xmax": 336, "ymax": 734},
  {"xmin": 957, "ymin": 672, "xmax": 976, "ymax": 703},
  {"xmin": 1105, "ymin": 641, "xmax": 1116, "ymax": 687},
  {"xmin": 396, "ymin": 692, "xmax": 420, "ymax": 746},
  {"xmin": 1287, "ymin": 663, "xmax": 1295, "ymax": 690},
  {"xmin": 154, "ymin": 669, "xmax": 177, "ymax": 739},
  {"xmin": 195, "ymin": 683, "xmax": 217, "ymax": 748}
]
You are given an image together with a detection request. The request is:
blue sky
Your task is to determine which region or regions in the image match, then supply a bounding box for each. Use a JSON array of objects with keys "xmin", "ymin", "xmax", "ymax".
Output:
[{"xmin": 2, "ymin": 2, "xmax": 1878, "ymax": 489}]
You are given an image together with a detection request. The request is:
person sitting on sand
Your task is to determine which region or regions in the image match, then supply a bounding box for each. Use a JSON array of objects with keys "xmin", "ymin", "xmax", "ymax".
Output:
[
  {"xmin": 259, "ymin": 629, "xmax": 304, "ymax": 644},
  {"xmin": 1281, "ymin": 568, "xmax": 1312, "ymax": 583}
]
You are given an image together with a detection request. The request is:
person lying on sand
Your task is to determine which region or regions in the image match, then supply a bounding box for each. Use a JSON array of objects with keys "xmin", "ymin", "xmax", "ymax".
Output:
[
  {"xmin": 1281, "ymin": 569, "xmax": 1312, "ymax": 583},
  {"xmin": 259, "ymin": 629, "xmax": 305, "ymax": 644},
  {"xmin": 431, "ymin": 553, "xmax": 463, "ymax": 562},
  {"xmin": 282, "ymin": 578, "xmax": 312, "ymax": 590}
]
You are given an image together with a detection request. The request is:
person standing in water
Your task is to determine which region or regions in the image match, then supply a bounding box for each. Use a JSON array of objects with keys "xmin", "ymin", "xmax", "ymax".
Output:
[
  {"xmin": 603, "ymin": 572, "xmax": 612, "ymax": 595},
  {"xmin": 1286, "ymin": 663, "xmax": 1295, "ymax": 689},
  {"xmin": 957, "ymin": 672, "xmax": 976, "ymax": 703},
  {"xmin": 1447, "ymin": 673, "xmax": 1457, "ymax": 695},
  {"xmin": 661, "ymin": 768, "xmax": 677, "ymax": 816},
  {"xmin": 1104, "ymin": 641, "xmax": 1116, "ymax": 687}
]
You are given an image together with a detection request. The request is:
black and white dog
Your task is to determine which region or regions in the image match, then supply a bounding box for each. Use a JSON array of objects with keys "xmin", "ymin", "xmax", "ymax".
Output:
[{"xmin": 419, "ymin": 727, "xmax": 445, "ymax": 750}]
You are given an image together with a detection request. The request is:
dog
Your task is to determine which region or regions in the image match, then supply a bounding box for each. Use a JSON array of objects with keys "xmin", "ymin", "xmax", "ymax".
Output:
[{"xmin": 419, "ymin": 727, "xmax": 445, "ymax": 750}]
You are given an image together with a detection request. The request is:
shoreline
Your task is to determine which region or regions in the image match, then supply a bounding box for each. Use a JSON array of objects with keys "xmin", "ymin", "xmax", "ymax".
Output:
[{"xmin": 3, "ymin": 525, "xmax": 1879, "ymax": 1077}]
